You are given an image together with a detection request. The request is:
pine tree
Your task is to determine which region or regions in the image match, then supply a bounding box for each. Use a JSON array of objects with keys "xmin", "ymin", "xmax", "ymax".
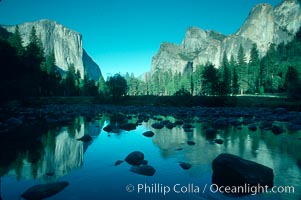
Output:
[
  {"xmin": 237, "ymin": 44, "xmax": 248, "ymax": 94},
  {"xmin": 201, "ymin": 64, "xmax": 219, "ymax": 95},
  {"xmin": 248, "ymin": 43, "xmax": 260, "ymax": 93},
  {"xmin": 8, "ymin": 25, "xmax": 24, "ymax": 56},
  {"xmin": 232, "ymin": 67, "xmax": 239, "ymax": 95},
  {"xmin": 221, "ymin": 52, "xmax": 231, "ymax": 95},
  {"xmin": 284, "ymin": 66, "xmax": 301, "ymax": 98}
]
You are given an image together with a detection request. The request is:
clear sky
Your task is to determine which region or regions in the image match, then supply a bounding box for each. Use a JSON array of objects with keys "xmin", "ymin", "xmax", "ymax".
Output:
[{"xmin": 0, "ymin": 0, "xmax": 283, "ymax": 78}]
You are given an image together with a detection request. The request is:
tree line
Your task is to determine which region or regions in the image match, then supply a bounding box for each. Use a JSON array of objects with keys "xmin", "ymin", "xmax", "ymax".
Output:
[
  {"xmin": 0, "ymin": 26, "xmax": 114, "ymax": 100},
  {"xmin": 1, "ymin": 25, "xmax": 301, "ymax": 100},
  {"xmin": 125, "ymin": 28, "xmax": 301, "ymax": 98}
]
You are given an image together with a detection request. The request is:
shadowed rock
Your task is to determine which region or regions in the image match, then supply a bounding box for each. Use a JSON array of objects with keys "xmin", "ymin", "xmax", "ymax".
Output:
[
  {"xmin": 179, "ymin": 162, "xmax": 192, "ymax": 170},
  {"xmin": 120, "ymin": 123, "xmax": 136, "ymax": 131},
  {"xmin": 174, "ymin": 120, "xmax": 184, "ymax": 125},
  {"xmin": 103, "ymin": 124, "xmax": 115, "ymax": 132},
  {"xmin": 142, "ymin": 131, "xmax": 155, "ymax": 137},
  {"xmin": 130, "ymin": 165, "xmax": 156, "ymax": 176},
  {"xmin": 187, "ymin": 141, "xmax": 196, "ymax": 146},
  {"xmin": 125, "ymin": 151, "xmax": 144, "ymax": 166},
  {"xmin": 206, "ymin": 128, "xmax": 216, "ymax": 135},
  {"xmin": 165, "ymin": 122, "xmax": 175, "ymax": 129},
  {"xmin": 212, "ymin": 153, "xmax": 274, "ymax": 195},
  {"xmin": 76, "ymin": 135, "xmax": 92, "ymax": 142},
  {"xmin": 271, "ymin": 125, "xmax": 284, "ymax": 135},
  {"xmin": 21, "ymin": 181, "xmax": 69, "ymax": 200},
  {"xmin": 151, "ymin": 122, "xmax": 164, "ymax": 129},
  {"xmin": 214, "ymin": 139, "xmax": 224, "ymax": 144},
  {"xmin": 248, "ymin": 124, "xmax": 257, "ymax": 131}
]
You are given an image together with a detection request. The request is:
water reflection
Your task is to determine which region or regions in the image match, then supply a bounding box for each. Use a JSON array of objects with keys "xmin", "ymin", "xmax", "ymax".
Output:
[
  {"xmin": 0, "ymin": 116, "xmax": 103, "ymax": 182},
  {"xmin": 1, "ymin": 114, "xmax": 301, "ymax": 200}
]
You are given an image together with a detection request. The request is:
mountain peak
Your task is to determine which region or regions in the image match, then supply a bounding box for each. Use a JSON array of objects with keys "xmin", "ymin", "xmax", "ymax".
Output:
[
  {"xmin": 151, "ymin": 0, "xmax": 301, "ymax": 75},
  {"xmin": 2, "ymin": 19, "xmax": 101, "ymax": 80}
]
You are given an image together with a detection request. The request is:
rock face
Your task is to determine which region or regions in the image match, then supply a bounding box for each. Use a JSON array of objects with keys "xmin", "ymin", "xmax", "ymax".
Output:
[
  {"xmin": 212, "ymin": 153, "xmax": 274, "ymax": 194},
  {"xmin": 2, "ymin": 19, "xmax": 102, "ymax": 80},
  {"xmin": 151, "ymin": 0, "xmax": 301, "ymax": 74}
]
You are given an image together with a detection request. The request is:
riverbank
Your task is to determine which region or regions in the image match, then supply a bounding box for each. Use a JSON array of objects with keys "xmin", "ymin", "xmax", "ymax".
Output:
[{"xmin": 2, "ymin": 95, "xmax": 300, "ymax": 110}]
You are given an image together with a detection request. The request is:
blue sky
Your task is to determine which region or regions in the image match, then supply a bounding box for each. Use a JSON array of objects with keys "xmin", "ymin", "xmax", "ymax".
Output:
[{"xmin": 0, "ymin": 0, "xmax": 282, "ymax": 78}]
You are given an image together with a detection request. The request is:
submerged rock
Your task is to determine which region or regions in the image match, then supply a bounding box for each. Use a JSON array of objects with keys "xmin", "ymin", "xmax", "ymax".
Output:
[
  {"xmin": 151, "ymin": 122, "xmax": 164, "ymax": 129},
  {"xmin": 125, "ymin": 151, "xmax": 144, "ymax": 166},
  {"xmin": 21, "ymin": 181, "xmax": 69, "ymax": 200},
  {"xmin": 114, "ymin": 160, "xmax": 124, "ymax": 166},
  {"xmin": 248, "ymin": 124, "xmax": 257, "ymax": 131},
  {"xmin": 120, "ymin": 123, "xmax": 136, "ymax": 131},
  {"xmin": 214, "ymin": 139, "xmax": 224, "ymax": 144},
  {"xmin": 179, "ymin": 162, "xmax": 192, "ymax": 170},
  {"xmin": 130, "ymin": 165, "xmax": 156, "ymax": 176},
  {"xmin": 174, "ymin": 120, "xmax": 184, "ymax": 125},
  {"xmin": 271, "ymin": 125, "xmax": 285, "ymax": 135},
  {"xmin": 103, "ymin": 124, "xmax": 115, "ymax": 132},
  {"xmin": 206, "ymin": 128, "xmax": 216, "ymax": 135},
  {"xmin": 142, "ymin": 131, "xmax": 155, "ymax": 137},
  {"xmin": 187, "ymin": 141, "xmax": 196, "ymax": 146},
  {"xmin": 165, "ymin": 122, "xmax": 175, "ymax": 129},
  {"xmin": 76, "ymin": 135, "xmax": 92, "ymax": 142},
  {"xmin": 212, "ymin": 153, "xmax": 274, "ymax": 195}
]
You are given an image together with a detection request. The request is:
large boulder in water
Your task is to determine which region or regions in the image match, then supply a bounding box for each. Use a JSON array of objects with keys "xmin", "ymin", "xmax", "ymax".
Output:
[
  {"xmin": 125, "ymin": 151, "xmax": 144, "ymax": 166},
  {"xmin": 212, "ymin": 153, "xmax": 273, "ymax": 194},
  {"xmin": 21, "ymin": 181, "xmax": 69, "ymax": 200},
  {"xmin": 142, "ymin": 131, "xmax": 155, "ymax": 137},
  {"xmin": 120, "ymin": 123, "xmax": 136, "ymax": 131}
]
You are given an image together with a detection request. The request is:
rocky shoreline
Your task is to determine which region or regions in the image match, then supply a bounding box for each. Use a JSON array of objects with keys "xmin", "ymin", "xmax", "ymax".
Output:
[{"xmin": 1, "ymin": 104, "xmax": 301, "ymax": 134}]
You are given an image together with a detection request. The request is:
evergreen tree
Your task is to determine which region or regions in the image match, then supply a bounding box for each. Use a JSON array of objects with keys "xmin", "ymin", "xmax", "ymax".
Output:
[
  {"xmin": 98, "ymin": 75, "xmax": 109, "ymax": 95},
  {"xmin": 232, "ymin": 67, "xmax": 239, "ymax": 95},
  {"xmin": 201, "ymin": 64, "xmax": 219, "ymax": 95},
  {"xmin": 193, "ymin": 65, "xmax": 203, "ymax": 95},
  {"xmin": 248, "ymin": 43, "xmax": 260, "ymax": 93},
  {"xmin": 8, "ymin": 25, "xmax": 24, "ymax": 56},
  {"xmin": 65, "ymin": 63, "xmax": 76, "ymax": 96},
  {"xmin": 106, "ymin": 73, "xmax": 128, "ymax": 98},
  {"xmin": 237, "ymin": 44, "xmax": 248, "ymax": 94},
  {"xmin": 221, "ymin": 52, "xmax": 231, "ymax": 95},
  {"xmin": 284, "ymin": 66, "xmax": 301, "ymax": 98}
]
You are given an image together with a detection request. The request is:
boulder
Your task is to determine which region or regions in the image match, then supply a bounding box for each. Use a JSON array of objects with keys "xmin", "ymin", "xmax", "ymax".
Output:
[
  {"xmin": 142, "ymin": 131, "xmax": 155, "ymax": 137},
  {"xmin": 179, "ymin": 162, "xmax": 192, "ymax": 170},
  {"xmin": 165, "ymin": 122, "xmax": 175, "ymax": 129},
  {"xmin": 21, "ymin": 181, "xmax": 69, "ymax": 200},
  {"xmin": 212, "ymin": 153, "xmax": 274, "ymax": 194},
  {"xmin": 174, "ymin": 120, "xmax": 184, "ymax": 125},
  {"xmin": 76, "ymin": 135, "xmax": 92, "ymax": 142},
  {"xmin": 120, "ymin": 123, "xmax": 136, "ymax": 131},
  {"xmin": 187, "ymin": 141, "xmax": 196, "ymax": 146},
  {"xmin": 103, "ymin": 124, "xmax": 115, "ymax": 132},
  {"xmin": 130, "ymin": 165, "xmax": 156, "ymax": 176},
  {"xmin": 125, "ymin": 151, "xmax": 144, "ymax": 166},
  {"xmin": 248, "ymin": 124, "xmax": 257, "ymax": 131},
  {"xmin": 271, "ymin": 125, "xmax": 285, "ymax": 135},
  {"xmin": 151, "ymin": 122, "xmax": 164, "ymax": 129},
  {"xmin": 206, "ymin": 128, "xmax": 216, "ymax": 135},
  {"xmin": 183, "ymin": 124, "xmax": 194, "ymax": 129},
  {"xmin": 214, "ymin": 139, "xmax": 224, "ymax": 144}
]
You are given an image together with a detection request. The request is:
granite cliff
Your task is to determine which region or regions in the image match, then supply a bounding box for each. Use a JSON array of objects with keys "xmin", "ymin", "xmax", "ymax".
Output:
[
  {"xmin": 151, "ymin": 0, "xmax": 301, "ymax": 74},
  {"xmin": 2, "ymin": 19, "xmax": 102, "ymax": 80}
]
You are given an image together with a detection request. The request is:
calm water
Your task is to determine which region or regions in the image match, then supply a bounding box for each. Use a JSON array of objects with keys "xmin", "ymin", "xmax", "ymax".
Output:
[{"xmin": 1, "ymin": 114, "xmax": 301, "ymax": 200}]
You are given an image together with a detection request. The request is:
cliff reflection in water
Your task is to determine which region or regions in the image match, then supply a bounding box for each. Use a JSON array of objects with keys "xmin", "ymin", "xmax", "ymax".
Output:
[{"xmin": 1, "ymin": 117, "xmax": 103, "ymax": 182}]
